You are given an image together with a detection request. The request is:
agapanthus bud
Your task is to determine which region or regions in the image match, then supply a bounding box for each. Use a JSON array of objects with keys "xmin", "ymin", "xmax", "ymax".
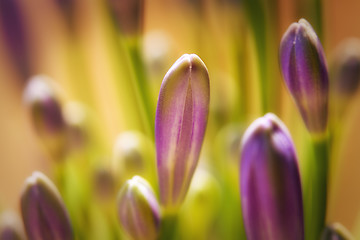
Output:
[
  {"xmin": 20, "ymin": 172, "xmax": 74, "ymax": 240},
  {"xmin": 23, "ymin": 75, "xmax": 67, "ymax": 159},
  {"xmin": 279, "ymin": 18, "xmax": 329, "ymax": 135},
  {"xmin": 0, "ymin": 211, "xmax": 25, "ymax": 240},
  {"xmin": 321, "ymin": 223, "xmax": 354, "ymax": 240},
  {"xmin": 179, "ymin": 167, "xmax": 221, "ymax": 240},
  {"xmin": 0, "ymin": 0, "xmax": 29, "ymax": 78},
  {"xmin": 107, "ymin": 0, "xmax": 144, "ymax": 36},
  {"xmin": 240, "ymin": 113, "xmax": 303, "ymax": 240},
  {"xmin": 330, "ymin": 39, "xmax": 360, "ymax": 97},
  {"xmin": 117, "ymin": 176, "xmax": 160, "ymax": 240},
  {"xmin": 113, "ymin": 131, "xmax": 155, "ymax": 184},
  {"xmin": 155, "ymin": 54, "xmax": 210, "ymax": 210},
  {"xmin": 93, "ymin": 165, "xmax": 116, "ymax": 201}
]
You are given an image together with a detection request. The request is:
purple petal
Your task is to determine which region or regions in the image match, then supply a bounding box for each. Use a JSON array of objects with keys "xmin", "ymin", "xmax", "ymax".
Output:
[
  {"xmin": 20, "ymin": 172, "xmax": 74, "ymax": 240},
  {"xmin": 279, "ymin": 19, "xmax": 329, "ymax": 135},
  {"xmin": 155, "ymin": 54, "xmax": 210, "ymax": 209},
  {"xmin": 240, "ymin": 113, "xmax": 304, "ymax": 240}
]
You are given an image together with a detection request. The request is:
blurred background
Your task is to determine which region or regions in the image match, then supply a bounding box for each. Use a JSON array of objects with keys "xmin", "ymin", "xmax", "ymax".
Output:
[{"xmin": 1, "ymin": 0, "xmax": 360, "ymax": 238}]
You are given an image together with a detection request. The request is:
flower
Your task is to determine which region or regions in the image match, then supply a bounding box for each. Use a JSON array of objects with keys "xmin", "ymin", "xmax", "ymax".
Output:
[
  {"xmin": 279, "ymin": 18, "xmax": 329, "ymax": 135},
  {"xmin": 321, "ymin": 223, "xmax": 354, "ymax": 240},
  {"xmin": 20, "ymin": 172, "xmax": 74, "ymax": 240},
  {"xmin": 240, "ymin": 113, "xmax": 303, "ymax": 240},
  {"xmin": 155, "ymin": 54, "xmax": 210, "ymax": 210},
  {"xmin": 117, "ymin": 176, "xmax": 160, "ymax": 240},
  {"xmin": 23, "ymin": 75, "xmax": 67, "ymax": 159}
]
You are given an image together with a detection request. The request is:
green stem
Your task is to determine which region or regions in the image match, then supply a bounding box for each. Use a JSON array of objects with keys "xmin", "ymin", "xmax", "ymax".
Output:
[
  {"xmin": 158, "ymin": 213, "xmax": 178, "ymax": 240},
  {"xmin": 305, "ymin": 137, "xmax": 328, "ymax": 240},
  {"xmin": 313, "ymin": 0, "xmax": 323, "ymax": 42},
  {"xmin": 125, "ymin": 38, "xmax": 154, "ymax": 136}
]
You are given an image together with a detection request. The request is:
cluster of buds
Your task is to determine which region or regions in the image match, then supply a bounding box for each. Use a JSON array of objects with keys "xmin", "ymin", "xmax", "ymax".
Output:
[
  {"xmin": 15, "ymin": 15, "xmax": 355, "ymax": 240},
  {"xmin": 116, "ymin": 53, "xmax": 210, "ymax": 239}
]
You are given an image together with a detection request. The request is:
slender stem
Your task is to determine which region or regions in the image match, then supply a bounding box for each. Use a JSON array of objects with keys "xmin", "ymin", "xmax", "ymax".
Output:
[
  {"xmin": 305, "ymin": 137, "xmax": 328, "ymax": 240},
  {"xmin": 125, "ymin": 37, "xmax": 153, "ymax": 136},
  {"xmin": 158, "ymin": 213, "xmax": 178, "ymax": 240},
  {"xmin": 313, "ymin": 0, "xmax": 323, "ymax": 42}
]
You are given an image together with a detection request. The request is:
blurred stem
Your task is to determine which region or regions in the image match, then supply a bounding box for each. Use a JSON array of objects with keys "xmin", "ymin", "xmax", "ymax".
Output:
[
  {"xmin": 124, "ymin": 37, "xmax": 153, "ymax": 136},
  {"xmin": 313, "ymin": 0, "xmax": 323, "ymax": 42},
  {"xmin": 305, "ymin": 136, "xmax": 328, "ymax": 240},
  {"xmin": 158, "ymin": 213, "xmax": 178, "ymax": 240},
  {"xmin": 243, "ymin": 0, "xmax": 268, "ymax": 114}
]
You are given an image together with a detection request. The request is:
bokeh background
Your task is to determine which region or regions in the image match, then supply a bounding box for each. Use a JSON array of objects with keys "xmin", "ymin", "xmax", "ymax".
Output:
[{"xmin": 1, "ymin": 0, "xmax": 360, "ymax": 237}]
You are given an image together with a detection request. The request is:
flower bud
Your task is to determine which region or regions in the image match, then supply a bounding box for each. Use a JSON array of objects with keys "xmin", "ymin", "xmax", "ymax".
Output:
[
  {"xmin": 330, "ymin": 39, "xmax": 360, "ymax": 97},
  {"xmin": 117, "ymin": 176, "xmax": 160, "ymax": 240},
  {"xmin": 112, "ymin": 131, "xmax": 155, "ymax": 184},
  {"xmin": 93, "ymin": 165, "xmax": 116, "ymax": 201},
  {"xmin": 155, "ymin": 54, "xmax": 210, "ymax": 210},
  {"xmin": 23, "ymin": 75, "xmax": 67, "ymax": 159},
  {"xmin": 0, "ymin": 211, "xmax": 25, "ymax": 240},
  {"xmin": 240, "ymin": 113, "xmax": 304, "ymax": 240},
  {"xmin": 0, "ymin": 0, "xmax": 29, "ymax": 77},
  {"xmin": 20, "ymin": 172, "xmax": 74, "ymax": 240},
  {"xmin": 321, "ymin": 223, "xmax": 354, "ymax": 240},
  {"xmin": 107, "ymin": 0, "xmax": 144, "ymax": 36},
  {"xmin": 279, "ymin": 18, "xmax": 329, "ymax": 135},
  {"xmin": 179, "ymin": 167, "xmax": 221, "ymax": 240}
]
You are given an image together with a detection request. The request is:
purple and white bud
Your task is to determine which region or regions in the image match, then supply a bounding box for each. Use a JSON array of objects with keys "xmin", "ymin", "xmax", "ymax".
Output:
[
  {"xmin": 117, "ymin": 176, "xmax": 160, "ymax": 240},
  {"xmin": 240, "ymin": 113, "xmax": 304, "ymax": 240},
  {"xmin": 155, "ymin": 54, "xmax": 210, "ymax": 210},
  {"xmin": 20, "ymin": 172, "xmax": 74, "ymax": 240}
]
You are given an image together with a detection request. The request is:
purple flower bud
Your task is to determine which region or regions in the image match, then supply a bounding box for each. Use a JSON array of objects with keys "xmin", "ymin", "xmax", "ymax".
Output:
[
  {"xmin": 23, "ymin": 75, "xmax": 67, "ymax": 159},
  {"xmin": 240, "ymin": 113, "xmax": 304, "ymax": 240},
  {"xmin": 117, "ymin": 176, "xmax": 160, "ymax": 240},
  {"xmin": 107, "ymin": 0, "xmax": 144, "ymax": 36},
  {"xmin": 0, "ymin": 211, "xmax": 25, "ymax": 240},
  {"xmin": 20, "ymin": 172, "xmax": 74, "ymax": 240},
  {"xmin": 0, "ymin": 0, "xmax": 29, "ymax": 77},
  {"xmin": 155, "ymin": 54, "xmax": 210, "ymax": 210},
  {"xmin": 330, "ymin": 39, "xmax": 360, "ymax": 97},
  {"xmin": 321, "ymin": 223, "xmax": 354, "ymax": 240},
  {"xmin": 279, "ymin": 19, "xmax": 329, "ymax": 135}
]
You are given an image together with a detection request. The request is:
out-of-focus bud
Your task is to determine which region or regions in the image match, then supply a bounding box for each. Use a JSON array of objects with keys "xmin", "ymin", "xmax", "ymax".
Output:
[
  {"xmin": 63, "ymin": 102, "xmax": 88, "ymax": 150},
  {"xmin": 0, "ymin": 211, "xmax": 25, "ymax": 240},
  {"xmin": 279, "ymin": 18, "xmax": 329, "ymax": 136},
  {"xmin": 321, "ymin": 223, "xmax": 354, "ymax": 240},
  {"xmin": 117, "ymin": 176, "xmax": 160, "ymax": 240},
  {"xmin": 143, "ymin": 31, "xmax": 173, "ymax": 76},
  {"xmin": 93, "ymin": 165, "xmax": 116, "ymax": 201},
  {"xmin": 107, "ymin": 0, "xmax": 144, "ymax": 36},
  {"xmin": 330, "ymin": 39, "xmax": 360, "ymax": 97},
  {"xmin": 20, "ymin": 171, "xmax": 74, "ymax": 240},
  {"xmin": 112, "ymin": 131, "xmax": 156, "ymax": 185},
  {"xmin": 155, "ymin": 54, "xmax": 210, "ymax": 210},
  {"xmin": 240, "ymin": 113, "xmax": 304, "ymax": 240},
  {"xmin": 23, "ymin": 75, "xmax": 67, "ymax": 159},
  {"xmin": 0, "ymin": 0, "xmax": 29, "ymax": 78},
  {"xmin": 179, "ymin": 167, "xmax": 221, "ymax": 240}
]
